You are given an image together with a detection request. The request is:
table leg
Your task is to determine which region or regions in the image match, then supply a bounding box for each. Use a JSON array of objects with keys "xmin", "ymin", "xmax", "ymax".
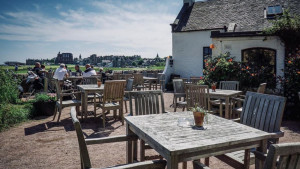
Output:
[
  {"xmin": 225, "ymin": 97, "xmax": 229, "ymax": 119},
  {"xmin": 167, "ymin": 156, "xmax": 178, "ymax": 169},
  {"xmin": 255, "ymin": 140, "xmax": 267, "ymax": 169},
  {"xmin": 126, "ymin": 123, "xmax": 133, "ymax": 163},
  {"xmin": 81, "ymin": 92, "xmax": 85, "ymax": 121}
]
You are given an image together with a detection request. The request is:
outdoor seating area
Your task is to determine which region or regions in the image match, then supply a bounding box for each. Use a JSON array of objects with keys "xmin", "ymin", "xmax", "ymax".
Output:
[{"xmin": 1, "ymin": 69, "xmax": 300, "ymax": 169}]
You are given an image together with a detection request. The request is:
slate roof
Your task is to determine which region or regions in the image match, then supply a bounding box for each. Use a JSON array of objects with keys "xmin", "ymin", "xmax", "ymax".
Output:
[{"xmin": 172, "ymin": 0, "xmax": 300, "ymax": 32}]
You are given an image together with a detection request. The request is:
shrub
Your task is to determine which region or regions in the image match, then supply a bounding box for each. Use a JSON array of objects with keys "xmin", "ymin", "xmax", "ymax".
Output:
[
  {"xmin": 0, "ymin": 70, "xmax": 19, "ymax": 104},
  {"xmin": 0, "ymin": 103, "xmax": 33, "ymax": 131},
  {"xmin": 34, "ymin": 93, "xmax": 56, "ymax": 102}
]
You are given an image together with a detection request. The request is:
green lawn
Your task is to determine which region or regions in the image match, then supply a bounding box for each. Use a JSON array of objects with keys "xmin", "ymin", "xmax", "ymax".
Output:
[{"xmin": 0, "ymin": 65, "xmax": 165, "ymax": 74}]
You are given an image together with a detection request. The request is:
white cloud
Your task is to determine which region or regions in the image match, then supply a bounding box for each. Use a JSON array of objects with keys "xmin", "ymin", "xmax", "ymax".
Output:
[
  {"xmin": 0, "ymin": 1, "xmax": 178, "ymax": 58},
  {"xmin": 55, "ymin": 4, "xmax": 62, "ymax": 10}
]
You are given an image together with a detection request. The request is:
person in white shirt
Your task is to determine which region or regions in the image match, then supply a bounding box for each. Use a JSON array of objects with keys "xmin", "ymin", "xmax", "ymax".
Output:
[
  {"xmin": 53, "ymin": 63, "xmax": 68, "ymax": 80},
  {"xmin": 82, "ymin": 64, "xmax": 97, "ymax": 77}
]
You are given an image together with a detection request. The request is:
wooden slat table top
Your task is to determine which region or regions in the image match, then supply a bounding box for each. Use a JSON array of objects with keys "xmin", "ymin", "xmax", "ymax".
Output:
[
  {"xmin": 143, "ymin": 77, "xmax": 158, "ymax": 80},
  {"xmin": 125, "ymin": 112, "xmax": 272, "ymax": 156},
  {"xmin": 77, "ymin": 84, "xmax": 104, "ymax": 91},
  {"xmin": 208, "ymin": 89, "xmax": 243, "ymax": 97}
]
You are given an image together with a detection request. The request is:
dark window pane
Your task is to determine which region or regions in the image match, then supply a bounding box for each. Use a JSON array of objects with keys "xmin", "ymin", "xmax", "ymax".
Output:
[{"xmin": 203, "ymin": 47, "xmax": 212, "ymax": 69}]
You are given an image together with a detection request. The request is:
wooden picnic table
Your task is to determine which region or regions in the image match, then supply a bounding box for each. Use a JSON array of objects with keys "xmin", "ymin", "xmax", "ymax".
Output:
[
  {"xmin": 125, "ymin": 112, "xmax": 273, "ymax": 169},
  {"xmin": 143, "ymin": 76, "xmax": 158, "ymax": 90},
  {"xmin": 208, "ymin": 89, "xmax": 243, "ymax": 119},
  {"xmin": 77, "ymin": 84, "xmax": 104, "ymax": 120}
]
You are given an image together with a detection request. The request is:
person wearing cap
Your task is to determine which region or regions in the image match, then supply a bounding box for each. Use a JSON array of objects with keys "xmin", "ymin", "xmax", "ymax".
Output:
[
  {"xmin": 82, "ymin": 64, "xmax": 97, "ymax": 77},
  {"xmin": 53, "ymin": 63, "xmax": 68, "ymax": 81}
]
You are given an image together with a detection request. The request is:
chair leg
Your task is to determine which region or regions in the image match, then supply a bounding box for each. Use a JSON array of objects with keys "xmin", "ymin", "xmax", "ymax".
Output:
[
  {"xmin": 53, "ymin": 105, "xmax": 58, "ymax": 121},
  {"xmin": 120, "ymin": 108, "xmax": 124, "ymax": 125},
  {"xmin": 57, "ymin": 107, "xmax": 62, "ymax": 122},
  {"xmin": 114, "ymin": 110, "xmax": 117, "ymax": 120},
  {"xmin": 102, "ymin": 109, "xmax": 106, "ymax": 128},
  {"xmin": 219, "ymin": 103, "xmax": 223, "ymax": 117},
  {"xmin": 124, "ymin": 101, "xmax": 128, "ymax": 113},
  {"xmin": 182, "ymin": 162, "xmax": 187, "ymax": 169},
  {"xmin": 174, "ymin": 97, "xmax": 177, "ymax": 112}
]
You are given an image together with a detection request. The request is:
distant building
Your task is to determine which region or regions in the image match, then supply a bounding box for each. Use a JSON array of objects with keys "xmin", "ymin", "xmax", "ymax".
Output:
[
  {"xmin": 4, "ymin": 61, "xmax": 25, "ymax": 66},
  {"xmin": 55, "ymin": 52, "xmax": 73, "ymax": 64}
]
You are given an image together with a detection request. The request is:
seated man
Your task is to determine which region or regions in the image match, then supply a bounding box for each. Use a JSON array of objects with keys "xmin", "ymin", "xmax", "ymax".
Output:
[
  {"xmin": 53, "ymin": 63, "xmax": 68, "ymax": 82},
  {"xmin": 82, "ymin": 64, "xmax": 97, "ymax": 77},
  {"xmin": 31, "ymin": 62, "xmax": 44, "ymax": 79}
]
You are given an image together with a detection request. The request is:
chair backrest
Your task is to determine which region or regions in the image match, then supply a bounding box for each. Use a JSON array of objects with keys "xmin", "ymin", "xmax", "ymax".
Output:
[
  {"xmin": 240, "ymin": 92, "xmax": 286, "ymax": 133},
  {"xmin": 190, "ymin": 77, "xmax": 201, "ymax": 84},
  {"xmin": 125, "ymin": 78, "xmax": 134, "ymax": 92},
  {"xmin": 257, "ymin": 83, "xmax": 267, "ymax": 93},
  {"xmin": 103, "ymin": 80, "xmax": 126, "ymax": 103},
  {"xmin": 219, "ymin": 81, "xmax": 239, "ymax": 90},
  {"xmin": 82, "ymin": 77, "xmax": 97, "ymax": 84},
  {"xmin": 129, "ymin": 90, "xmax": 165, "ymax": 116},
  {"xmin": 112, "ymin": 74, "xmax": 119, "ymax": 80},
  {"xmin": 133, "ymin": 73, "xmax": 144, "ymax": 86},
  {"xmin": 185, "ymin": 84, "xmax": 210, "ymax": 110},
  {"xmin": 70, "ymin": 107, "xmax": 92, "ymax": 169},
  {"xmin": 263, "ymin": 142, "xmax": 300, "ymax": 169},
  {"xmin": 173, "ymin": 79, "xmax": 185, "ymax": 93}
]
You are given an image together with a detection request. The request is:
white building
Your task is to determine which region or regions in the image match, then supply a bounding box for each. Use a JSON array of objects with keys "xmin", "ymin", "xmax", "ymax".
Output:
[{"xmin": 170, "ymin": 0, "xmax": 300, "ymax": 79}]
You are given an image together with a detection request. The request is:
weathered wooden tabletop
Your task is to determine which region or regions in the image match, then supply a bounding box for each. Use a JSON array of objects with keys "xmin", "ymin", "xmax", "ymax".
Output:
[
  {"xmin": 125, "ymin": 112, "xmax": 272, "ymax": 169},
  {"xmin": 77, "ymin": 84, "xmax": 104, "ymax": 92}
]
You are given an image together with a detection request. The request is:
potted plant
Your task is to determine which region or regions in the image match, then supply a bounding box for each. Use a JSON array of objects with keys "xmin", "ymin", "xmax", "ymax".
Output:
[
  {"xmin": 190, "ymin": 105, "xmax": 209, "ymax": 127},
  {"xmin": 33, "ymin": 93, "xmax": 56, "ymax": 116}
]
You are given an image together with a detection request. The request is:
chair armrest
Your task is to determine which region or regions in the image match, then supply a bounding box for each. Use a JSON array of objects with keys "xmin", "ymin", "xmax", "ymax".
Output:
[
  {"xmin": 253, "ymin": 151, "xmax": 267, "ymax": 161},
  {"xmin": 232, "ymin": 118, "xmax": 240, "ymax": 123},
  {"xmin": 61, "ymin": 89, "xmax": 76, "ymax": 93},
  {"xmin": 99, "ymin": 160, "xmax": 167, "ymax": 169},
  {"xmin": 85, "ymin": 135, "xmax": 138, "ymax": 145},
  {"xmin": 193, "ymin": 160, "xmax": 211, "ymax": 169},
  {"xmin": 269, "ymin": 131, "xmax": 284, "ymax": 139},
  {"xmin": 232, "ymin": 97, "xmax": 245, "ymax": 102}
]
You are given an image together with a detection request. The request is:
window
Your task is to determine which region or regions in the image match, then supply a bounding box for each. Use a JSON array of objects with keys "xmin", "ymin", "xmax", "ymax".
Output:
[
  {"xmin": 267, "ymin": 5, "xmax": 283, "ymax": 18},
  {"xmin": 242, "ymin": 48, "xmax": 276, "ymax": 87},
  {"xmin": 203, "ymin": 47, "xmax": 212, "ymax": 69}
]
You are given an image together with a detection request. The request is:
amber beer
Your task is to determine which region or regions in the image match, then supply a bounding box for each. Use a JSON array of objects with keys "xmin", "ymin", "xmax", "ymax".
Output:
[{"xmin": 97, "ymin": 80, "xmax": 102, "ymax": 87}]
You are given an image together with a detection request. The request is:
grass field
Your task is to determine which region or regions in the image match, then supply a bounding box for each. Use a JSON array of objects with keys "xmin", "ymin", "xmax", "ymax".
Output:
[{"xmin": 0, "ymin": 65, "xmax": 165, "ymax": 74}]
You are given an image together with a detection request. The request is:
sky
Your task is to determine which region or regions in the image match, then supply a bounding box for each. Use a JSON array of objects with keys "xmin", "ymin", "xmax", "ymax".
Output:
[{"xmin": 0, "ymin": 0, "xmax": 183, "ymax": 64}]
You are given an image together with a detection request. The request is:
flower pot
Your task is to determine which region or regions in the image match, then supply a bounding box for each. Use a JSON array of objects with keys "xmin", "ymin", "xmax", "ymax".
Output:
[
  {"xmin": 193, "ymin": 112, "xmax": 205, "ymax": 127},
  {"xmin": 33, "ymin": 101, "xmax": 56, "ymax": 116}
]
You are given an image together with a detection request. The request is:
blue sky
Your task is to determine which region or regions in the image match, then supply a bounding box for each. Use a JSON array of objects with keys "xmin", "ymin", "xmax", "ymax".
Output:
[{"xmin": 0, "ymin": 0, "xmax": 183, "ymax": 64}]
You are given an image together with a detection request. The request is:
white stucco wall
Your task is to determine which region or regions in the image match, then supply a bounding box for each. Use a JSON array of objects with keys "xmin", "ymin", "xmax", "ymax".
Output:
[
  {"xmin": 211, "ymin": 36, "xmax": 285, "ymax": 77},
  {"xmin": 172, "ymin": 31, "xmax": 212, "ymax": 78}
]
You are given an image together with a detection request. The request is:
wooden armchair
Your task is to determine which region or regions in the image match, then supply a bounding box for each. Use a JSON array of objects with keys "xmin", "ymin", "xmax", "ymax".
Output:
[
  {"xmin": 190, "ymin": 77, "xmax": 202, "ymax": 84},
  {"xmin": 94, "ymin": 80, "xmax": 126, "ymax": 128},
  {"xmin": 53, "ymin": 79, "xmax": 82, "ymax": 122},
  {"xmin": 133, "ymin": 73, "xmax": 145, "ymax": 91},
  {"xmin": 185, "ymin": 84, "xmax": 210, "ymax": 110},
  {"xmin": 215, "ymin": 92, "xmax": 286, "ymax": 169},
  {"xmin": 128, "ymin": 90, "xmax": 165, "ymax": 161},
  {"xmin": 70, "ymin": 107, "xmax": 167, "ymax": 169},
  {"xmin": 194, "ymin": 142, "xmax": 300, "ymax": 169},
  {"xmin": 232, "ymin": 83, "xmax": 267, "ymax": 117},
  {"xmin": 172, "ymin": 79, "xmax": 187, "ymax": 112},
  {"xmin": 124, "ymin": 78, "xmax": 134, "ymax": 113},
  {"xmin": 157, "ymin": 73, "xmax": 165, "ymax": 91}
]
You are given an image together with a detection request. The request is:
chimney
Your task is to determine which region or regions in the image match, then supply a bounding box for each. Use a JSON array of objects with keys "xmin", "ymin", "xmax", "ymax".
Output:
[{"xmin": 183, "ymin": 0, "xmax": 195, "ymax": 6}]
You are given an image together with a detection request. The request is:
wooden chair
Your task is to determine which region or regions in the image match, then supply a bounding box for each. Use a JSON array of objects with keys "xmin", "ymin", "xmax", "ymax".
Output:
[
  {"xmin": 70, "ymin": 107, "xmax": 167, "ymax": 169},
  {"xmin": 194, "ymin": 142, "xmax": 300, "ymax": 169},
  {"xmin": 215, "ymin": 91, "xmax": 286, "ymax": 169},
  {"xmin": 53, "ymin": 79, "xmax": 82, "ymax": 122},
  {"xmin": 190, "ymin": 77, "xmax": 201, "ymax": 84},
  {"xmin": 157, "ymin": 73, "xmax": 165, "ymax": 91},
  {"xmin": 133, "ymin": 73, "xmax": 145, "ymax": 91},
  {"xmin": 209, "ymin": 81, "xmax": 239, "ymax": 117},
  {"xmin": 233, "ymin": 83, "xmax": 267, "ymax": 117},
  {"xmin": 94, "ymin": 80, "xmax": 126, "ymax": 128},
  {"xmin": 128, "ymin": 90, "xmax": 165, "ymax": 161},
  {"xmin": 123, "ymin": 78, "xmax": 134, "ymax": 113},
  {"xmin": 172, "ymin": 79, "xmax": 187, "ymax": 112},
  {"xmin": 82, "ymin": 77, "xmax": 97, "ymax": 85},
  {"xmin": 185, "ymin": 84, "xmax": 210, "ymax": 110}
]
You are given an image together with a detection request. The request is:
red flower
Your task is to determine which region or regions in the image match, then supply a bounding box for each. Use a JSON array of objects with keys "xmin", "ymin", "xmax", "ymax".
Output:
[
  {"xmin": 246, "ymin": 66, "xmax": 249, "ymax": 70},
  {"xmin": 297, "ymin": 71, "xmax": 300, "ymax": 75},
  {"xmin": 288, "ymin": 60, "xmax": 292, "ymax": 64},
  {"xmin": 200, "ymin": 76, "xmax": 204, "ymax": 80},
  {"xmin": 251, "ymin": 73, "xmax": 255, "ymax": 76},
  {"xmin": 228, "ymin": 59, "xmax": 233, "ymax": 62}
]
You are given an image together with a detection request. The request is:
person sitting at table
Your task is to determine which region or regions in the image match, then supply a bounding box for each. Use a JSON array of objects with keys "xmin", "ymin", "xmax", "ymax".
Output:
[
  {"xmin": 98, "ymin": 67, "xmax": 106, "ymax": 83},
  {"xmin": 53, "ymin": 63, "xmax": 68, "ymax": 82},
  {"xmin": 74, "ymin": 64, "xmax": 82, "ymax": 76},
  {"xmin": 82, "ymin": 64, "xmax": 97, "ymax": 77}
]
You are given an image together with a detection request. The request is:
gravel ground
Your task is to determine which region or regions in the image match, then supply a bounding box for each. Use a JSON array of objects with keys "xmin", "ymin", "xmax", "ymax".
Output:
[{"xmin": 0, "ymin": 92, "xmax": 299, "ymax": 169}]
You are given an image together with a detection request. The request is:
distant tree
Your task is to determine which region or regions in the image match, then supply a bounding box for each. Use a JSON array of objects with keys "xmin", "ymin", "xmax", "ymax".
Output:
[
  {"xmin": 132, "ymin": 62, "xmax": 137, "ymax": 67},
  {"xmin": 137, "ymin": 59, "xmax": 144, "ymax": 65}
]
